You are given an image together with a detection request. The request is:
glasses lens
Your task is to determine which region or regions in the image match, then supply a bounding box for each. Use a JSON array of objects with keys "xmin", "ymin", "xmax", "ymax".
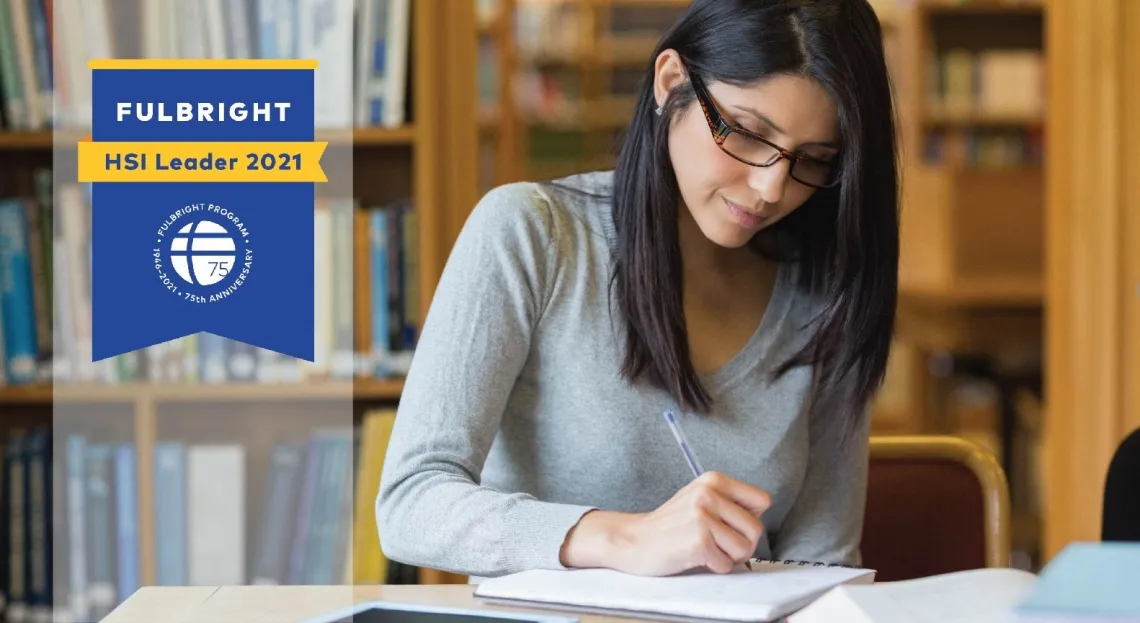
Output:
[
  {"xmin": 722, "ymin": 132, "xmax": 779, "ymax": 166},
  {"xmin": 721, "ymin": 131, "xmax": 838, "ymax": 188},
  {"xmin": 790, "ymin": 158, "xmax": 836, "ymax": 187}
]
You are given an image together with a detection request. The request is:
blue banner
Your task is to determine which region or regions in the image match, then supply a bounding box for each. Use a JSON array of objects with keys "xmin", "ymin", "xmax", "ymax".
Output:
[{"xmin": 81, "ymin": 60, "xmax": 327, "ymax": 362}]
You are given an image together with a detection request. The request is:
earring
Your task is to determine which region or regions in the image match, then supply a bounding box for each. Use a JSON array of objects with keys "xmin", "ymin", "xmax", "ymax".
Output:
[{"xmin": 655, "ymin": 106, "xmax": 664, "ymax": 116}]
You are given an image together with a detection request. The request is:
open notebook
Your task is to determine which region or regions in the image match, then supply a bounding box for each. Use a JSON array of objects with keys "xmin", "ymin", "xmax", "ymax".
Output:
[
  {"xmin": 473, "ymin": 559, "xmax": 876, "ymax": 623},
  {"xmin": 787, "ymin": 567, "xmax": 1038, "ymax": 623}
]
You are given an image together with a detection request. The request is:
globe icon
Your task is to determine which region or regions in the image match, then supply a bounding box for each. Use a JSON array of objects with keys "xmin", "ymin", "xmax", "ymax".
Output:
[{"xmin": 170, "ymin": 220, "xmax": 236, "ymax": 287}]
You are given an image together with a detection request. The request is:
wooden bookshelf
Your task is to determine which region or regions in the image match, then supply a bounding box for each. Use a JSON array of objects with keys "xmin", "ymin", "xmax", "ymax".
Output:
[
  {"xmin": 479, "ymin": 0, "xmax": 900, "ymax": 184},
  {"xmin": 889, "ymin": 0, "xmax": 1048, "ymax": 570},
  {"xmin": 919, "ymin": 0, "xmax": 1043, "ymax": 16},
  {"xmin": 923, "ymin": 108, "xmax": 1044, "ymax": 127},
  {"xmin": 0, "ymin": 378, "xmax": 406, "ymax": 405},
  {"xmin": 0, "ymin": 130, "xmax": 55, "ymax": 149},
  {"xmin": 0, "ymin": 126, "xmax": 419, "ymax": 150},
  {"xmin": 0, "ymin": 0, "xmax": 481, "ymax": 604}
]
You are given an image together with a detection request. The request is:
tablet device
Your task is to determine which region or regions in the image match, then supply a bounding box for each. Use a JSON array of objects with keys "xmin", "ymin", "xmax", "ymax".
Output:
[{"xmin": 298, "ymin": 601, "xmax": 578, "ymax": 623}]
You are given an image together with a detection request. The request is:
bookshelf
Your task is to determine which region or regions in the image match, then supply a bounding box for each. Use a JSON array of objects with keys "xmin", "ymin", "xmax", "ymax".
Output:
[
  {"xmin": 476, "ymin": 0, "xmax": 900, "ymax": 186},
  {"xmin": 0, "ymin": 0, "xmax": 482, "ymax": 617},
  {"xmin": 888, "ymin": 0, "xmax": 1047, "ymax": 572},
  {"xmin": 894, "ymin": 0, "xmax": 1046, "ymax": 296},
  {"xmin": 0, "ymin": 128, "xmax": 421, "ymax": 150},
  {"xmin": 477, "ymin": 0, "xmax": 696, "ymax": 184}
]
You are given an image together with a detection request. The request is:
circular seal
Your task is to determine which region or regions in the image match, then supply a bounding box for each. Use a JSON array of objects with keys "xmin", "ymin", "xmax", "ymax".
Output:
[{"xmin": 153, "ymin": 202, "xmax": 253, "ymax": 304}]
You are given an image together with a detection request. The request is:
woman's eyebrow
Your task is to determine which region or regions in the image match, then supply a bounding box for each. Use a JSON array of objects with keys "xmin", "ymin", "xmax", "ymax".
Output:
[{"xmin": 730, "ymin": 104, "xmax": 840, "ymax": 149}]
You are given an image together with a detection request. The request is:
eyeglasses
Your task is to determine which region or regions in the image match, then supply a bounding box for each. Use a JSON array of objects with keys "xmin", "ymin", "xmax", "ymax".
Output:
[{"xmin": 686, "ymin": 68, "xmax": 841, "ymax": 189}]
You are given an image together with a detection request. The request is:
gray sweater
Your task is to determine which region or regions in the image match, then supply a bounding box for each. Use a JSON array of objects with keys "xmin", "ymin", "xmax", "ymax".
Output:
[{"xmin": 375, "ymin": 170, "xmax": 869, "ymax": 579}]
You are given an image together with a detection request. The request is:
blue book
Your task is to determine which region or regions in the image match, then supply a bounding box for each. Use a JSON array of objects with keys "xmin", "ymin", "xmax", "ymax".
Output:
[
  {"xmin": 369, "ymin": 208, "xmax": 390, "ymax": 368},
  {"xmin": 286, "ymin": 435, "xmax": 325, "ymax": 584},
  {"xmin": 6, "ymin": 433, "xmax": 26, "ymax": 623},
  {"xmin": 23, "ymin": 428, "xmax": 50, "ymax": 623},
  {"xmin": 85, "ymin": 444, "xmax": 117, "ymax": 619},
  {"xmin": 114, "ymin": 445, "xmax": 139, "ymax": 604},
  {"xmin": 65, "ymin": 435, "xmax": 88, "ymax": 621},
  {"xmin": 154, "ymin": 443, "xmax": 187, "ymax": 586},
  {"xmin": 1016, "ymin": 541, "xmax": 1140, "ymax": 619},
  {"xmin": 250, "ymin": 443, "xmax": 303, "ymax": 585},
  {"xmin": 0, "ymin": 200, "xmax": 38, "ymax": 384}
]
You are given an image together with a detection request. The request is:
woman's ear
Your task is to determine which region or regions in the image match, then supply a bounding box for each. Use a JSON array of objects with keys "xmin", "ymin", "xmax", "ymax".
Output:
[{"xmin": 653, "ymin": 49, "xmax": 687, "ymax": 111}]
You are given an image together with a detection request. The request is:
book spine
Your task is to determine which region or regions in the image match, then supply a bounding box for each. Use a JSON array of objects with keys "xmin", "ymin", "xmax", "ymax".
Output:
[
  {"xmin": 0, "ymin": 0, "xmax": 28, "ymax": 128},
  {"xmin": 257, "ymin": 0, "xmax": 277, "ymax": 58},
  {"xmin": 369, "ymin": 208, "xmax": 389, "ymax": 369},
  {"xmin": 21, "ymin": 193, "xmax": 50, "ymax": 372},
  {"xmin": 6, "ymin": 434, "xmax": 26, "ymax": 623},
  {"xmin": 385, "ymin": 206, "xmax": 402, "ymax": 356},
  {"xmin": 26, "ymin": 0, "xmax": 53, "ymax": 126},
  {"xmin": 329, "ymin": 433, "xmax": 356, "ymax": 584},
  {"xmin": 368, "ymin": 0, "xmax": 388, "ymax": 127},
  {"xmin": 187, "ymin": 446, "xmax": 245, "ymax": 586},
  {"xmin": 65, "ymin": 436, "xmax": 87, "ymax": 621},
  {"xmin": 0, "ymin": 201, "xmax": 39, "ymax": 384},
  {"xmin": 154, "ymin": 443, "xmax": 187, "ymax": 586},
  {"xmin": 400, "ymin": 203, "xmax": 417, "ymax": 348},
  {"xmin": 251, "ymin": 443, "xmax": 302, "ymax": 585},
  {"xmin": 0, "ymin": 438, "xmax": 8, "ymax": 619},
  {"xmin": 23, "ymin": 429, "xmax": 48, "ymax": 623},
  {"xmin": 285, "ymin": 436, "xmax": 323, "ymax": 584},
  {"xmin": 114, "ymin": 445, "xmax": 138, "ymax": 603},
  {"xmin": 84, "ymin": 445, "xmax": 116, "ymax": 621}
]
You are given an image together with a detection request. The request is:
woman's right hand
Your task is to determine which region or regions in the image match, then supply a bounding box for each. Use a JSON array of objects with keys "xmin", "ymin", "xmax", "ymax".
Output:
[{"xmin": 560, "ymin": 471, "xmax": 771, "ymax": 576}]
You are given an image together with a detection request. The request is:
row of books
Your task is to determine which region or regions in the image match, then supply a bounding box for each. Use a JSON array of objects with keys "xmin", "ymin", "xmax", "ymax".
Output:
[
  {"xmin": 0, "ymin": 0, "xmax": 410, "ymax": 131},
  {"xmin": 928, "ymin": 49, "xmax": 1045, "ymax": 119},
  {"xmin": 0, "ymin": 172, "xmax": 52, "ymax": 387},
  {"xmin": 922, "ymin": 127, "xmax": 1043, "ymax": 167},
  {"xmin": 0, "ymin": 428, "xmax": 51, "ymax": 623},
  {"xmin": 0, "ymin": 409, "xmax": 410, "ymax": 623},
  {"xmin": 0, "ymin": 173, "xmax": 420, "ymax": 387},
  {"xmin": 503, "ymin": 0, "xmax": 688, "ymax": 128}
]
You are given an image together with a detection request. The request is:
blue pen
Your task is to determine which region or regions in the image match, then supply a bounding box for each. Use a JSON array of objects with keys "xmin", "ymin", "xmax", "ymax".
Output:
[{"xmin": 663, "ymin": 410, "xmax": 705, "ymax": 477}]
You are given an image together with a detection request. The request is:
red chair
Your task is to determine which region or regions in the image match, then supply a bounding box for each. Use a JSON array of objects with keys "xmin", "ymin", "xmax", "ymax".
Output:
[{"xmin": 862, "ymin": 435, "xmax": 1011, "ymax": 581}]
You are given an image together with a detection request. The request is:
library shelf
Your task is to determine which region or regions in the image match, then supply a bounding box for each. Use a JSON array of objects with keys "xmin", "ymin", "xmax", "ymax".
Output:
[
  {"xmin": 0, "ymin": 378, "xmax": 405, "ymax": 405},
  {"xmin": 0, "ymin": 0, "xmax": 478, "ymax": 593},
  {"xmin": 0, "ymin": 383, "xmax": 53, "ymax": 404},
  {"xmin": 900, "ymin": 275, "xmax": 1043, "ymax": 307},
  {"xmin": 335, "ymin": 126, "xmax": 419, "ymax": 146},
  {"xmin": 0, "ymin": 130, "xmax": 53, "ymax": 150},
  {"xmin": 0, "ymin": 126, "xmax": 418, "ymax": 150},
  {"xmin": 919, "ymin": 0, "xmax": 1044, "ymax": 16},
  {"xmin": 924, "ymin": 108, "xmax": 1045, "ymax": 128}
]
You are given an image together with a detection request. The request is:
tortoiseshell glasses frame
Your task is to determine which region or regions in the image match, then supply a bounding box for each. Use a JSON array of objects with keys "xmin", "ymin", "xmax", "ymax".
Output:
[{"xmin": 685, "ymin": 67, "xmax": 841, "ymax": 189}]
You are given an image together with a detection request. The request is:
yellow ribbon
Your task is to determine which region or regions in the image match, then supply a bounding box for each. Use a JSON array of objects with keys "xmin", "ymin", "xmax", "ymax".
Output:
[{"xmin": 77, "ymin": 141, "xmax": 329, "ymax": 183}]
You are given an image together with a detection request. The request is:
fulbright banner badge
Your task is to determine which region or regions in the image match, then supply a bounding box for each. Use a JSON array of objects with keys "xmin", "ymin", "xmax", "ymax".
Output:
[{"xmin": 78, "ymin": 59, "xmax": 327, "ymax": 362}]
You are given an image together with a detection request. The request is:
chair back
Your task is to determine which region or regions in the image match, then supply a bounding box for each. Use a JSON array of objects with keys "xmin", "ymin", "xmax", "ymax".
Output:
[{"xmin": 862, "ymin": 435, "xmax": 1010, "ymax": 581}]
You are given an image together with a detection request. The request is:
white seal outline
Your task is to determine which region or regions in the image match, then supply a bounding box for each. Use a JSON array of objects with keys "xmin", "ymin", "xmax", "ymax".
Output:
[{"xmin": 153, "ymin": 202, "xmax": 254, "ymax": 305}]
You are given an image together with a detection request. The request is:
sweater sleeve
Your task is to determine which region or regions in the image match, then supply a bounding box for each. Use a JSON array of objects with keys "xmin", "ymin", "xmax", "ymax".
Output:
[
  {"xmin": 769, "ymin": 371, "xmax": 871, "ymax": 567},
  {"xmin": 375, "ymin": 183, "xmax": 598, "ymax": 578}
]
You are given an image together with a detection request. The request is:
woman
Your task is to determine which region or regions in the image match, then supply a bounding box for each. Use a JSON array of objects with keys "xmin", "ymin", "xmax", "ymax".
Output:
[{"xmin": 377, "ymin": 0, "xmax": 898, "ymax": 580}]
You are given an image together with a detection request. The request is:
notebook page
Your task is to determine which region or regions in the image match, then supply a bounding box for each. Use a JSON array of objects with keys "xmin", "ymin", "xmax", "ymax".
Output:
[
  {"xmin": 474, "ymin": 563, "xmax": 874, "ymax": 622},
  {"xmin": 831, "ymin": 568, "xmax": 1037, "ymax": 623}
]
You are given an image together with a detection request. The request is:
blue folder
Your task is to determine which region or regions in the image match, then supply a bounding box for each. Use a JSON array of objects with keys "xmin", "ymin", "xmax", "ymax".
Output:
[{"xmin": 1015, "ymin": 541, "xmax": 1140, "ymax": 619}]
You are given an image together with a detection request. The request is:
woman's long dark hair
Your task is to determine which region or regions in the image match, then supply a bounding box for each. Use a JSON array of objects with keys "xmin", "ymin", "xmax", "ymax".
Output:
[{"xmin": 612, "ymin": 0, "xmax": 899, "ymax": 433}]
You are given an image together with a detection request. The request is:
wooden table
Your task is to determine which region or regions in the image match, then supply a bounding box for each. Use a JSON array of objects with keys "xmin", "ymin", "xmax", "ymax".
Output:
[{"xmin": 101, "ymin": 585, "xmax": 650, "ymax": 623}]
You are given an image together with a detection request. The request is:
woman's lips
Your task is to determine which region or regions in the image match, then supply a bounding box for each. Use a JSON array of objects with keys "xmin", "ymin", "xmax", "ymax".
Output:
[{"xmin": 724, "ymin": 198, "xmax": 764, "ymax": 229}]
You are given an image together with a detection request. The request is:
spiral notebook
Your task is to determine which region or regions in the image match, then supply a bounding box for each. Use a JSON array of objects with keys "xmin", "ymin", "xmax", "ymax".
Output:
[{"xmin": 473, "ymin": 559, "xmax": 876, "ymax": 623}]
